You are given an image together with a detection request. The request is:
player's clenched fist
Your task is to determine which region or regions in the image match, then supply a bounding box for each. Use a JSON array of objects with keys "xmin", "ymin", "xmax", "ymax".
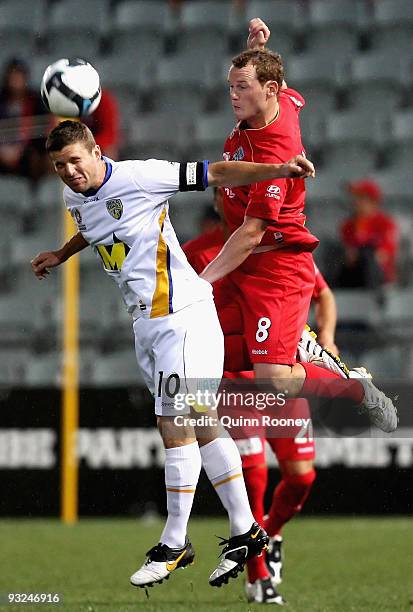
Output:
[
  {"xmin": 247, "ymin": 18, "xmax": 271, "ymax": 50},
  {"xmin": 31, "ymin": 251, "xmax": 62, "ymax": 279},
  {"xmin": 281, "ymin": 155, "xmax": 316, "ymax": 179}
]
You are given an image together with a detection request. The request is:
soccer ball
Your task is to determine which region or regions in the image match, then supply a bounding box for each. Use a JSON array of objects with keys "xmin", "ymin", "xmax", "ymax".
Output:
[{"xmin": 40, "ymin": 58, "xmax": 101, "ymax": 118}]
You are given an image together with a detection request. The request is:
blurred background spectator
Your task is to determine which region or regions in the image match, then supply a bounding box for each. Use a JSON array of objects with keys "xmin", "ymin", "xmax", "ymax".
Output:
[
  {"xmin": 338, "ymin": 179, "xmax": 399, "ymax": 288},
  {"xmin": 0, "ymin": 58, "xmax": 50, "ymax": 184}
]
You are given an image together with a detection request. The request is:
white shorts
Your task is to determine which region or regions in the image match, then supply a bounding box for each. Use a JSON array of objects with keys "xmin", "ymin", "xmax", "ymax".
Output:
[{"xmin": 133, "ymin": 299, "xmax": 224, "ymax": 416}]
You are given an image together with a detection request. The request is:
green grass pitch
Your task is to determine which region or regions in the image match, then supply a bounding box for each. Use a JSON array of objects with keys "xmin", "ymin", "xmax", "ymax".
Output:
[{"xmin": 0, "ymin": 517, "xmax": 412, "ymax": 612}]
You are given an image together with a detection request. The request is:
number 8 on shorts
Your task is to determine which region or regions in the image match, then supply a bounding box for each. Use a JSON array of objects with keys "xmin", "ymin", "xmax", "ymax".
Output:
[{"xmin": 256, "ymin": 317, "xmax": 271, "ymax": 342}]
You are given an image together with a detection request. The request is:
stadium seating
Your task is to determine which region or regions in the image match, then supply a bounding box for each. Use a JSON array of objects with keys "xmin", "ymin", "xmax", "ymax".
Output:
[
  {"xmin": 371, "ymin": 0, "xmax": 413, "ymax": 54},
  {"xmin": 0, "ymin": 177, "xmax": 32, "ymax": 215},
  {"xmin": 245, "ymin": 0, "xmax": 303, "ymax": 57},
  {"xmin": 46, "ymin": 0, "xmax": 111, "ymax": 58},
  {"xmin": 390, "ymin": 110, "xmax": 413, "ymax": 165},
  {"xmin": 127, "ymin": 112, "xmax": 193, "ymax": 160},
  {"xmin": 91, "ymin": 349, "xmax": 145, "ymax": 387},
  {"xmin": 348, "ymin": 52, "xmax": 406, "ymax": 114},
  {"xmin": 113, "ymin": 0, "xmax": 170, "ymax": 34},
  {"xmin": 0, "ymin": 0, "xmax": 46, "ymax": 59},
  {"xmin": 0, "ymin": 347, "xmax": 31, "ymax": 386},
  {"xmin": 0, "ymin": 0, "xmax": 413, "ymax": 388},
  {"xmin": 180, "ymin": 1, "xmax": 233, "ymax": 31},
  {"xmin": 305, "ymin": 0, "xmax": 366, "ymax": 57}
]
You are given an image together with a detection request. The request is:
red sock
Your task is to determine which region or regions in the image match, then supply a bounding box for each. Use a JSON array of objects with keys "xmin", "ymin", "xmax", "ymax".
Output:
[
  {"xmin": 300, "ymin": 362, "xmax": 364, "ymax": 404},
  {"xmin": 243, "ymin": 464, "xmax": 270, "ymax": 583},
  {"xmin": 264, "ymin": 470, "xmax": 316, "ymax": 537}
]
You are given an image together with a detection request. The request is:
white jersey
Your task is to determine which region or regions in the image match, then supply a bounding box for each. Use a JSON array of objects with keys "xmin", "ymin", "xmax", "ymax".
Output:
[{"xmin": 63, "ymin": 157, "xmax": 212, "ymax": 318}]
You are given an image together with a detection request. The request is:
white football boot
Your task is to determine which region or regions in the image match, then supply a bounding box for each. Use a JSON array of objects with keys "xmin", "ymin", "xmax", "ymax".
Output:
[
  {"xmin": 350, "ymin": 367, "xmax": 398, "ymax": 433},
  {"xmin": 265, "ymin": 535, "xmax": 283, "ymax": 586},
  {"xmin": 130, "ymin": 538, "xmax": 194, "ymax": 588},
  {"xmin": 245, "ymin": 577, "xmax": 286, "ymax": 605},
  {"xmin": 209, "ymin": 522, "xmax": 268, "ymax": 587},
  {"xmin": 297, "ymin": 326, "xmax": 350, "ymax": 379}
]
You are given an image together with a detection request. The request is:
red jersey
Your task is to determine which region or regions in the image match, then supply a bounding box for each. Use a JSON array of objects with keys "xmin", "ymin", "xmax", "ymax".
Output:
[
  {"xmin": 183, "ymin": 226, "xmax": 328, "ymax": 301},
  {"xmin": 222, "ymin": 87, "xmax": 319, "ymax": 252},
  {"xmin": 182, "ymin": 226, "xmax": 224, "ymax": 272},
  {"xmin": 340, "ymin": 211, "xmax": 399, "ymax": 283}
]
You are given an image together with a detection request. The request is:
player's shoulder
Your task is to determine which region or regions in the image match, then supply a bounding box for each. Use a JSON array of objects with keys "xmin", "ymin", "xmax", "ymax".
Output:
[
  {"xmin": 62, "ymin": 184, "xmax": 78, "ymax": 203},
  {"xmin": 280, "ymin": 87, "xmax": 306, "ymax": 110}
]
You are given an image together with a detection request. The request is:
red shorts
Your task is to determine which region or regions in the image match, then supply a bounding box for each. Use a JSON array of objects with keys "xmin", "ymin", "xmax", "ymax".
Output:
[
  {"xmin": 234, "ymin": 396, "xmax": 316, "ymax": 468},
  {"xmin": 217, "ymin": 250, "xmax": 315, "ymax": 365},
  {"xmin": 238, "ymin": 435, "xmax": 315, "ymax": 468}
]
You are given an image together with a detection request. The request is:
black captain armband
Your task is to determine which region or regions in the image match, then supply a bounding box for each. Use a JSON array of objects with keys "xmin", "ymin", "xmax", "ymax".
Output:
[{"xmin": 179, "ymin": 161, "xmax": 209, "ymax": 192}]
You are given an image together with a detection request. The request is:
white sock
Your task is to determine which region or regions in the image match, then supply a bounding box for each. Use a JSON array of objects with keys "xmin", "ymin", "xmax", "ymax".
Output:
[
  {"xmin": 200, "ymin": 437, "xmax": 255, "ymax": 536},
  {"xmin": 159, "ymin": 441, "xmax": 201, "ymax": 548}
]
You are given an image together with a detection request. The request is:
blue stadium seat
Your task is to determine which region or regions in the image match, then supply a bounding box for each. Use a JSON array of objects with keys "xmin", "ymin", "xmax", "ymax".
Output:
[
  {"xmin": 349, "ymin": 53, "xmax": 406, "ymax": 114},
  {"xmin": 288, "ymin": 55, "xmax": 347, "ymax": 90},
  {"xmin": 35, "ymin": 176, "xmax": 64, "ymax": 212},
  {"xmin": 245, "ymin": 0, "xmax": 304, "ymax": 33},
  {"xmin": 0, "ymin": 0, "xmax": 46, "ymax": 38},
  {"xmin": 180, "ymin": 1, "xmax": 233, "ymax": 30},
  {"xmin": 46, "ymin": 0, "xmax": 111, "ymax": 58},
  {"xmin": 24, "ymin": 348, "xmax": 97, "ymax": 387},
  {"xmin": 153, "ymin": 55, "xmax": 214, "ymax": 115},
  {"xmin": 383, "ymin": 289, "xmax": 413, "ymax": 344},
  {"xmin": 47, "ymin": 0, "xmax": 110, "ymax": 35},
  {"xmin": 334, "ymin": 289, "xmax": 384, "ymax": 327},
  {"xmin": 193, "ymin": 111, "xmax": 236, "ymax": 149},
  {"xmin": 360, "ymin": 346, "xmax": 404, "ymax": 379},
  {"xmin": 0, "ymin": 177, "xmax": 32, "ymax": 214},
  {"xmin": 321, "ymin": 143, "xmax": 377, "ymax": 181},
  {"xmin": 45, "ymin": 33, "xmax": 100, "ymax": 61},
  {"xmin": 97, "ymin": 54, "xmax": 154, "ymax": 100},
  {"xmin": 113, "ymin": 0, "xmax": 170, "ymax": 34},
  {"xmin": 305, "ymin": 0, "xmax": 367, "ymax": 58},
  {"xmin": 127, "ymin": 112, "xmax": 193, "ymax": 160},
  {"xmin": 169, "ymin": 189, "xmax": 213, "ymax": 243},
  {"xmin": 0, "ymin": 347, "xmax": 30, "ymax": 386},
  {"xmin": 91, "ymin": 349, "xmax": 144, "ymax": 387},
  {"xmin": 372, "ymin": 167, "xmax": 412, "ymax": 199},
  {"xmin": 390, "ymin": 110, "xmax": 413, "ymax": 164},
  {"xmin": 0, "ymin": 294, "xmax": 35, "ymax": 344},
  {"xmin": 325, "ymin": 110, "xmax": 387, "ymax": 147},
  {"xmin": 371, "ymin": 0, "xmax": 413, "ymax": 54},
  {"xmin": 109, "ymin": 32, "xmax": 164, "ymax": 64}
]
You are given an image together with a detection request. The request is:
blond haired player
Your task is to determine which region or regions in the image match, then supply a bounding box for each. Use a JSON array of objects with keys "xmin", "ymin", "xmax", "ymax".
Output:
[{"xmin": 31, "ymin": 120, "xmax": 315, "ymax": 590}]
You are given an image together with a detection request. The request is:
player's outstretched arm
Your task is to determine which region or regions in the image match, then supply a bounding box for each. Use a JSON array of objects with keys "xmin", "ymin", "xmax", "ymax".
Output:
[
  {"xmin": 208, "ymin": 155, "xmax": 315, "ymax": 187},
  {"xmin": 31, "ymin": 231, "xmax": 88, "ymax": 279},
  {"xmin": 314, "ymin": 286, "xmax": 338, "ymax": 354}
]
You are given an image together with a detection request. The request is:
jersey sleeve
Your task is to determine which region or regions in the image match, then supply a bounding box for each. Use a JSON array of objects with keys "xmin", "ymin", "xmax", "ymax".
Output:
[
  {"xmin": 130, "ymin": 159, "xmax": 208, "ymax": 205},
  {"xmin": 245, "ymin": 178, "xmax": 288, "ymax": 221},
  {"xmin": 282, "ymin": 87, "xmax": 306, "ymax": 112},
  {"xmin": 312, "ymin": 264, "xmax": 328, "ymax": 300}
]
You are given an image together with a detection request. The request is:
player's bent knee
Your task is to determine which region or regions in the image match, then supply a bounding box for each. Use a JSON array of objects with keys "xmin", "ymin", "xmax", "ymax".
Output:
[
  {"xmin": 284, "ymin": 469, "xmax": 316, "ymax": 493},
  {"xmin": 157, "ymin": 416, "xmax": 196, "ymax": 449},
  {"xmin": 280, "ymin": 459, "xmax": 315, "ymax": 477}
]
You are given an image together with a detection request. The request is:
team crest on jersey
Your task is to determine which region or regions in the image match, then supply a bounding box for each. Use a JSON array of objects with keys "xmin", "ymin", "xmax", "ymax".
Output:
[
  {"xmin": 232, "ymin": 146, "xmax": 244, "ymax": 161},
  {"xmin": 106, "ymin": 198, "xmax": 123, "ymax": 220}
]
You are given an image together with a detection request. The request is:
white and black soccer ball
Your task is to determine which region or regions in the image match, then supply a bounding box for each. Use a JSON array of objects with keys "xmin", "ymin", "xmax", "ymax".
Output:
[{"xmin": 40, "ymin": 58, "xmax": 101, "ymax": 118}]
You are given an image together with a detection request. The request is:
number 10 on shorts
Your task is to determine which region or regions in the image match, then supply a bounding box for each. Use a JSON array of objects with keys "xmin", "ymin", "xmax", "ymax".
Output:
[{"xmin": 256, "ymin": 317, "xmax": 271, "ymax": 342}]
